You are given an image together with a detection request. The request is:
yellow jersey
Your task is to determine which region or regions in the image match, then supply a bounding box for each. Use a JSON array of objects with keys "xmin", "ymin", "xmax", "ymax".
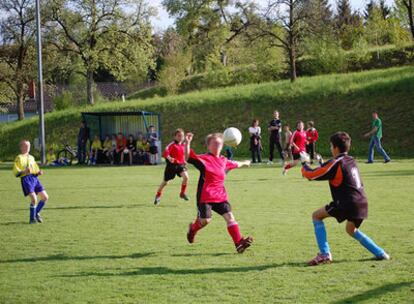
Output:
[
  {"xmin": 91, "ymin": 139, "xmax": 102, "ymax": 150},
  {"xmin": 46, "ymin": 153, "xmax": 56, "ymax": 165},
  {"xmin": 13, "ymin": 154, "xmax": 40, "ymax": 177},
  {"xmin": 136, "ymin": 141, "xmax": 150, "ymax": 152},
  {"xmin": 103, "ymin": 139, "xmax": 112, "ymax": 150}
]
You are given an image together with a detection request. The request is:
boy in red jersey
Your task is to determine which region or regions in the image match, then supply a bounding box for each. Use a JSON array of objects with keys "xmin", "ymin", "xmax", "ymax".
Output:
[
  {"xmin": 306, "ymin": 121, "xmax": 319, "ymax": 164},
  {"xmin": 283, "ymin": 121, "xmax": 307, "ymax": 175},
  {"xmin": 185, "ymin": 132, "xmax": 253, "ymax": 253},
  {"xmin": 154, "ymin": 129, "xmax": 189, "ymax": 205}
]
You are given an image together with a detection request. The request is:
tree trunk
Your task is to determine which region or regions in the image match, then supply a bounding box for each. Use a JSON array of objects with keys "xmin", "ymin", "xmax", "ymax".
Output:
[
  {"xmin": 289, "ymin": 47, "xmax": 297, "ymax": 82},
  {"xmin": 86, "ymin": 70, "xmax": 94, "ymax": 105},
  {"xmin": 408, "ymin": 1, "xmax": 414, "ymax": 39},
  {"xmin": 16, "ymin": 82, "xmax": 25, "ymax": 120}
]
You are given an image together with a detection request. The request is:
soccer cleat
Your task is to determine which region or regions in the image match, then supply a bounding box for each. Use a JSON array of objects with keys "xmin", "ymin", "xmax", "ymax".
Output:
[
  {"xmin": 308, "ymin": 252, "xmax": 333, "ymax": 266},
  {"xmin": 384, "ymin": 159, "xmax": 391, "ymax": 164},
  {"xmin": 180, "ymin": 193, "xmax": 189, "ymax": 201},
  {"xmin": 236, "ymin": 236, "xmax": 254, "ymax": 253},
  {"xmin": 376, "ymin": 252, "xmax": 391, "ymax": 260},
  {"xmin": 187, "ymin": 223, "xmax": 195, "ymax": 244},
  {"xmin": 29, "ymin": 219, "xmax": 37, "ymax": 224},
  {"xmin": 282, "ymin": 168, "xmax": 287, "ymax": 176},
  {"xmin": 154, "ymin": 195, "xmax": 161, "ymax": 206},
  {"xmin": 36, "ymin": 214, "xmax": 44, "ymax": 223}
]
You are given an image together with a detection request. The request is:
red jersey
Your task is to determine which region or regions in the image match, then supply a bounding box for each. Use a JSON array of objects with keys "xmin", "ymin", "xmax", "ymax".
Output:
[
  {"xmin": 163, "ymin": 141, "xmax": 186, "ymax": 164},
  {"xmin": 188, "ymin": 150, "xmax": 238, "ymax": 203},
  {"xmin": 290, "ymin": 130, "xmax": 307, "ymax": 154},
  {"xmin": 116, "ymin": 138, "xmax": 126, "ymax": 151},
  {"xmin": 306, "ymin": 128, "xmax": 319, "ymax": 144}
]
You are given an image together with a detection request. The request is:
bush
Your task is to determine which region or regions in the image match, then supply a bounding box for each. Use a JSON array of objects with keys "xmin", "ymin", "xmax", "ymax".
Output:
[{"xmin": 53, "ymin": 90, "xmax": 74, "ymax": 111}]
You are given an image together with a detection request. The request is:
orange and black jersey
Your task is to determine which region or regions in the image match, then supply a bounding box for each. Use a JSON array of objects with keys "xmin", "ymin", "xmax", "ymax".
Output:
[{"xmin": 302, "ymin": 153, "xmax": 368, "ymax": 219}]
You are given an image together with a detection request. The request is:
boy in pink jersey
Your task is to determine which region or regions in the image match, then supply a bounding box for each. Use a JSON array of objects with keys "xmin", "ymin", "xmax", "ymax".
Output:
[
  {"xmin": 184, "ymin": 132, "xmax": 253, "ymax": 253},
  {"xmin": 283, "ymin": 120, "xmax": 307, "ymax": 175}
]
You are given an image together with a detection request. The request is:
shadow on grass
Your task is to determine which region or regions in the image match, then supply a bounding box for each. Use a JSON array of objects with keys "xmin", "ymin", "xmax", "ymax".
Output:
[
  {"xmin": 58, "ymin": 262, "xmax": 306, "ymax": 278},
  {"xmin": 331, "ymin": 281, "xmax": 414, "ymax": 304},
  {"xmin": 57, "ymin": 258, "xmax": 379, "ymax": 278},
  {"xmin": 170, "ymin": 252, "xmax": 233, "ymax": 257},
  {"xmin": 0, "ymin": 252, "xmax": 154, "ymax": 264},
  {"xmin": 0, "ymin": 221, "xmax": 27, "ymax": 226}
]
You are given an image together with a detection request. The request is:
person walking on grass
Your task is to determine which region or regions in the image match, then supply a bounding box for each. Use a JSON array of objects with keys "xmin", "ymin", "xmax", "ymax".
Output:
[
  {"xmin": 249, "ymin": 119, "xmax": 262, "ymax": 163},
  {"xmin": 364, "ymin": 111, "xmax": 391, "ymax": 164}
]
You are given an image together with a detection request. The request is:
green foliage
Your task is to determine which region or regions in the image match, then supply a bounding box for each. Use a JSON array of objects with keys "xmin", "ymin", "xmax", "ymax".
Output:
[
  {"xmin": 53, "ymin": 91, "xmax": 74, "ymax": 111},
  {"xmin": 127, "ymin": 86, "xmax": 168, "ymax": 100},
  {"xmin": 159, "ymin": 51, "xmax": 191, "ymax": 94},
  {"xmin": 1, "ymin": 161, "xmax": 414, "ymax": 302},
  {"xmin": 1, "ymin": 67, "xmax": 414, "ymax": 161}
]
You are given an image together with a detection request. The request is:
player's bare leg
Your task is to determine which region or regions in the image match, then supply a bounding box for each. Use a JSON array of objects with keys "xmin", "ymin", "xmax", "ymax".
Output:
[
  {"xmin": 36, "ymin": 191, "xmax": 48, "ymax": 223},
  {"xmin": 283, "ymin": 159, "xmax": 300, "ymax": 175},
  {"xmin": 179, "ymin": 171, "xmax": 189, "ymax": 201},
  {"xmin": 308, "ymin": 207, "xmax": 333, "ymax": 266},
  {"xmin": 154, "ymin": 181, "xmax": 168, "ymax": 205},
  {"xmin": 28, "ymin": 192, "xmax": 38, "ymax": 224},
  {"xmin": 222, "ymin": 212, "xmax": 253, "ymax": 253},
  {"xmin": 346, "ymin": 221, "xmax": 390, "ymax": 260},
  {"xmin": 187, "ymin": 217, "xmax": 210, "ymax": 243}
]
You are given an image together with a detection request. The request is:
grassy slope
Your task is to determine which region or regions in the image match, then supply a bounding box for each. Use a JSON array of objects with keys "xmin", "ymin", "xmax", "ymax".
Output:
[
  {"xmin": 0, "ymin": 161, "xmax": 413, "ymax": 303},
  {"xmin": 1, "ymin": 66, "xmax": 414, "ymax": 160}
]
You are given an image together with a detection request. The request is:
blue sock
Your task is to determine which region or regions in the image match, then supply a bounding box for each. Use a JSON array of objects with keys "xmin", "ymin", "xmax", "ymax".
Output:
[
  {"xmin": 313, "ymin": 220, "xmax": 330, "ymax": 254},
  {"xmin": 30, "ymin": 205, "xmax": 36, "ymax": 221},
  {"xmin": 36, "ymin": 201, "xmax": 45, "ymax": 214},
  {"xmin": 353, "ymin": 230, "xmax": 385, "ymax": 258}
]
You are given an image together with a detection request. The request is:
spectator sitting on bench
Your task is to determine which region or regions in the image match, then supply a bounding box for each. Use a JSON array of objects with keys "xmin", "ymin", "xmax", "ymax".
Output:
[
  {"xmin": 102, "ymin": 135, "xmax": 112, "ymax": 164},
  {"xmin": 116, "ymin": 133, "xmax": 127, "ymax": 165},
  {"xmin": 90, "ymin": 135, "xmax": 102, "ymax": 165},
  {"xmin": 137, "ymin": 135, "xmax": 150, "ymax": 165},
  {"xmin": 126, "ymin": 134, "xmax": 136, "ymax": 166}
]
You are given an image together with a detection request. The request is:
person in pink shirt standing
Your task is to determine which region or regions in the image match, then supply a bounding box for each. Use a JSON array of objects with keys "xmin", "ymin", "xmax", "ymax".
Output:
[
  {"xmin": 283, "ymin": 120, "xmax": 307, "ymax": 175},
  {"xmin": 184, "ymin": 132, "xmax": 253, "ymax": 253}
]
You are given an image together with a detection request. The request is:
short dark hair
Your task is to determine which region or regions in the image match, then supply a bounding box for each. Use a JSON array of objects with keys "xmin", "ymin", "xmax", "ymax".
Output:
[
  {"xmin": 252, "ymin": 119, "xmax": 259, "ymax": 126},
  {"xmin": 330, "ymin": 132, "xmax": 351, "ymax": 153},
  {"xmin": 307, "ymin": 121, "xmax": 314, "ymax": 127}
]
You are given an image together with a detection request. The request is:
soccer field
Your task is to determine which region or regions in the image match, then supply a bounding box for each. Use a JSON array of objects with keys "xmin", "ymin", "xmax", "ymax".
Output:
[{"xmin": 1, "ymin": 160, "xmax": 413, "ymax": 303}]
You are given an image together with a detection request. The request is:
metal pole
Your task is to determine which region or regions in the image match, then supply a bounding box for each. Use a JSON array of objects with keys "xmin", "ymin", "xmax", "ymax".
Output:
[{"xmin": 35, "ymin": 0, "xmax": 46, "ymax": 164}]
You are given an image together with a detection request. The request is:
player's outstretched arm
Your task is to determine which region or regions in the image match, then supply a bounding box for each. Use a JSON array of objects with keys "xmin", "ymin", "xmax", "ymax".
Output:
[
  {"xmin": 184, "ymin": 132, "xmax": 193, "ymax": 161},
  {"xmin": 235, "ymin": 160, "xmax": 251, "ymax": 168}
]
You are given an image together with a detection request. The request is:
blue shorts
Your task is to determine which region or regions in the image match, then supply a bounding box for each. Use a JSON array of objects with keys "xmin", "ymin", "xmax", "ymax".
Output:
[{"xmin": 21, "ymin": 175, "xmax": 44, "ymax": 197}]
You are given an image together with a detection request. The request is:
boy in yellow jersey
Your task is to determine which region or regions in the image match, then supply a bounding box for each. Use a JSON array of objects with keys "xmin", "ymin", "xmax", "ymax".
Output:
[
  {"xmin": 90, "ymin": 135, "xmax": 102, "ymax": 165},
  {"xmin": 13, "ymin": 140, "xmax": 49, "ymax": 224},
  {"xmin": 46, "ymin": 148, "xmax": 57, "ymax": 165}
]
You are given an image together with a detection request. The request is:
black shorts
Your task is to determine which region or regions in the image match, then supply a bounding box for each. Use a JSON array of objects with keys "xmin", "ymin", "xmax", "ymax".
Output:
[
  {"xmin": 150, "ymin": 146, "xmax": 158, "ymax": 154},
  {"xmin": 197, "ymin": 201, "xmax": 232, "ymax": 219},
  {"xmin": 293, "ymin": 153, "xmax": 300, "ymax": 160},
  {"xmin": 164, "ymin": 163, "xmax": 187, "ymax": 181},
  {"xmin": 325, "ymin": 201, "xmax": 364, "ymax": 228}
]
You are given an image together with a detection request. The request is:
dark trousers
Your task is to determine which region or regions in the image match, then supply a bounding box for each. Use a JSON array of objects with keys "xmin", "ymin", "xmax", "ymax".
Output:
[
  {"xmin": 269, "ymin": 137, "xmax": 283, "ymax": 161},
  {"xmin": 251, "ymin": 146, "xmax": 262, "ymax": 163},
  {"xmin": 77, "ymin": 142, "xmax": 87, "ymax": 164},
  {"xmin": 306, "ymin": 142, "xmax": 316, "ymax": 161}
]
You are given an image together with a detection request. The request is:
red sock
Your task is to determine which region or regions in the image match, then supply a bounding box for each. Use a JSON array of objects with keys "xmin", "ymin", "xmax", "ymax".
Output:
[
  {"xmin": 284, "ymin": 163, "xmax": 292, "ymax": 170},
  {"xmin": 180, "ymin": 184, "xmax": 187, "ymax": 195},
  {"xmin": 156, "ymin": 191, "xmax": 162, "ymax": 198},
  {"xmin": 191, "ymin": 219, "xmax": 203, "ymax": 234},
  {"xmin": 227, "ymin": 221, "xmax": 242, "ymax": 244}
]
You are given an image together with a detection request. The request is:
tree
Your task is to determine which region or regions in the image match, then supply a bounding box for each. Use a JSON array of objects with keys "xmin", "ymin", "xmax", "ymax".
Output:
[
  {"xmin": 379, "ymin": 0, "xmax": 391, "ymax": 19},
  {"xmin": 48, "ymin": 0, "xmax": 155, "ymax": 105},
  {"xmin": 303, "ymin": 0, "xmax": 333, "ymax": 38},
  {"xmin": 0, "ymin": 0, "xmax": 37, "ymax": 120},
  {"xmin": 397, "ymin": 0, "xmax": 414, "ymax": 39},
  {"xmin": 336, "ymin": 0, "xmax": 353, "ymax": 28},
  {"xmin": 252, "ymin": 0, "xmax": 307, "ymax": 82}
]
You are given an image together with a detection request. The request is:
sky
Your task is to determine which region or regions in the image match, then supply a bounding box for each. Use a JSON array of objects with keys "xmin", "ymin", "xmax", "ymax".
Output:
[{"xmin": 150, "ymin": 0, "xmax": 396, "ymax": 32}]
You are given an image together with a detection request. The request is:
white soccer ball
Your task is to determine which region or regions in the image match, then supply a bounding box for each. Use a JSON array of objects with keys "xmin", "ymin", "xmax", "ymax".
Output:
[{"xmin": 223, "ymin": 127, "xmax": 242, "ymax": 147}]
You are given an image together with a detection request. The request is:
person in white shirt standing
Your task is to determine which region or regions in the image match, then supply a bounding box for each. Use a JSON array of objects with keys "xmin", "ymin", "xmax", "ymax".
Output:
[{"xmin": 248, "ymin": 119, "xmax": 262, "ymax": 163}]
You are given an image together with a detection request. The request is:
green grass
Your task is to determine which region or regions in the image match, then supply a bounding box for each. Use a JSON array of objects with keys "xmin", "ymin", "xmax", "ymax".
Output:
[
  {"xmin": 1, "ymin": 66, "xmax": 414, "ymax": 161},
  {"xmin": 1, "ymin": 160, "xmax": 413, "ymax": 303}
]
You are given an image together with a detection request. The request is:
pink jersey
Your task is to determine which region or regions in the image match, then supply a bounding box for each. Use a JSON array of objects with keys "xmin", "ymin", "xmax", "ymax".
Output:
[
  {"xmin": 162, "ymin": 141, "xmax": 186, "ymax": 164},
  {"xmin": 290, "ymin": 130, "xmax": 307, "ymax": 154},
  {"xmin": 188, "ymin": 150, "xmax": 238, "ymax": 203}
]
